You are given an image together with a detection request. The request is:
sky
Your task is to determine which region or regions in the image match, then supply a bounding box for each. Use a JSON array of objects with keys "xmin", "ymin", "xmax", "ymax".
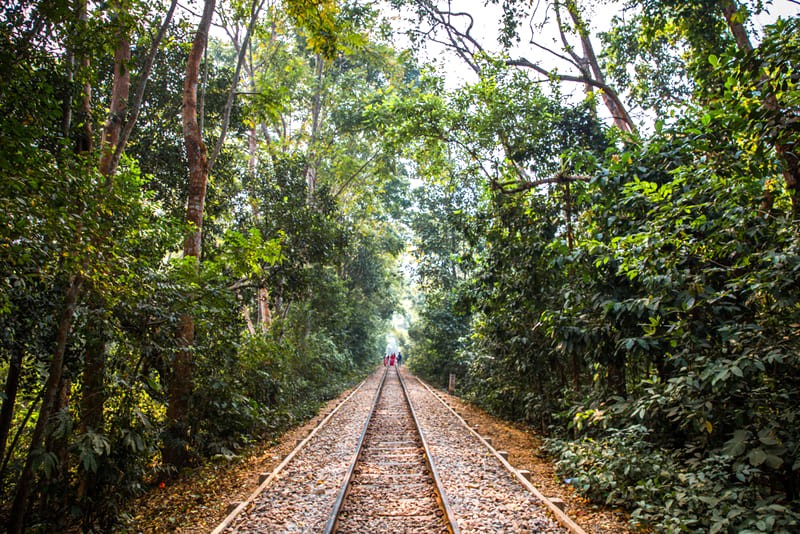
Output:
[{"xmin": 382, "ymin": 0, "xmax": 800, "ymax": 91}]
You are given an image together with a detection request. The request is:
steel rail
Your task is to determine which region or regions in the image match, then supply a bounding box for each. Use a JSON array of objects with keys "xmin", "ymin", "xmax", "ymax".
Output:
[
  {"xmin": 322, "ymin": 366, "xmax": 389, "ymax": 534},
  {"xmin": 412, "ymin": 373, "xmax": 588, "ymax": 534},
  {"xmin": 396, "ymin": 365, "xmax": 461, "ymax": 534},
  {"xmin": 323, "ymin": 366, "xmax": 459, "ymax": 534},
  {"xmin": 211, "ymin": 375, "xmax": 371, "ymax": 534}
]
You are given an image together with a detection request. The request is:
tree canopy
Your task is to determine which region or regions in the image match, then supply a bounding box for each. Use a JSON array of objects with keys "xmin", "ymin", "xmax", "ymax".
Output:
[{"xmin": 1, "ymin": 0, "xmax": 799, "ymax": 531}]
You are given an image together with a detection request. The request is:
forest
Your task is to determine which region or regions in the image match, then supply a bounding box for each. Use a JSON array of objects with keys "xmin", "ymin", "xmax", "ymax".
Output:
[{"xmin": 1, "ymin": 0, "xmax": 798, "ymax": 532}]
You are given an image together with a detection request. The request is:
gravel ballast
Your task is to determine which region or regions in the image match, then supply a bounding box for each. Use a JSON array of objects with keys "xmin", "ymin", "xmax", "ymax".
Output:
[
  {"xmin": 402, "ymin": 370, "xmax": 570, "ymax": 533},
  {"xmin": 220, "ymin": 371, "xmax": 383, "ymax": 532},
  {"xmin": 215, "ymin": 366, "xmax": 584, "ymax": 533}
]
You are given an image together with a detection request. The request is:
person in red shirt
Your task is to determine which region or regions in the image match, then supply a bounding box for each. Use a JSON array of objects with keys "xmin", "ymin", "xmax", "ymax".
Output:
[{"xmin": 389, "ymin": 353, "xmax": 396, "ymax": 366}]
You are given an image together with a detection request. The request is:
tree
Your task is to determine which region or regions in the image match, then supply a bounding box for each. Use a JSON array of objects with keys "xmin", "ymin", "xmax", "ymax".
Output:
[
  {"xmin": 624, "ymin": 0, "xmax": 800, "ymax": 216},
  {"xmin": 163, "ymin": 0, "xmax": 216, "ymax": 470},
  {"xmin": 389, "ymin": 0, "xmax": 636, "ymax": 133},
  {"xmin": 1, "ymin": 0, "xmax": 416, "ymax": 529}
]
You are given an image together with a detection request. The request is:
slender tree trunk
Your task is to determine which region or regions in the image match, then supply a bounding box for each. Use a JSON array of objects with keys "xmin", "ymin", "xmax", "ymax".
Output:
[
  {"xmin": 76, "ymin": 1, "xmax": 92, "ymax": 154},
  {"xmin": 720, "ymin": 0, "xmax": 753, "ymax": 52},
  {"xmin": 8, "ymin": 2, "xmax": 96, "ymax": 528},
  {"xmin": 0, "ymin": 390, "xmax": 41, "ymax": 483},
  {"xmin": 721, "ymin": 0, "xmax": 800, "ymax": 217},
  {"xmin": 249, "ymin": 125, "xmax": 258, "ymax": 183},
  {"xmin": 306, "ymin": 54, "xmax": 325, "ymax": 196},
  {"xmin": 563, "ymin": 0, "xmax": 635, "ymax": 133},
  {"xmin": 0, "ymin": 347, "xmax": 23, "ymax": 465},
  {"xmin": 164, "ymin": 0, "xmax": 216, "ymax": 469},
  {"xmin": 42, "ymin": 373, "xmax": 71, "ymax": 521},
  {"xmin": 62, "ymin": 49, "xmax": 75, "ymax": 137},
  {"xmin": 98, "ymin": 32, "xmax": 130, "ymax": 177},
  {"xmin": 247, "ymin": 124, "xmax": 272, "ymax": 331},
  {"xmin": 258, "ymin": 287, "xmax": 272, "ymax": 329},
  {"xmin": 8, "ymin": 275, "xmax": 84, "ymax": 534},
  {"xmin": 209, "ymin": 0, "xmax": 264, "ymax": 173},
  {"xmin": 248, "ymin": 126, "xmax": 273, "ymax": 330},
  {"xmin": 77, "ymin": 21, "xmax": 131, "ymax": 502},
  {"xmin": 109, "ymin": 0, "xmax": 178, "ymax": 176},
  {"xmin": 241, "ymin": 292, "xmax": 257, "ymax": 335},
  {"xmin": 76, "ymin": 329, "xmax": 105, "ymax": 502}
]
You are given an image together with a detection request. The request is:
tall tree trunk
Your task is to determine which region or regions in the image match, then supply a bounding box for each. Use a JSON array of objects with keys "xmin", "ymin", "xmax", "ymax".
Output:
[
  {"xmin": 7, "ymin": 275, "xmax": 83, "ymax": 534},
  {"xmin": 76, "ymin": 328, "xmax": 105, "ymax": 502},
  {"xmin": 258, "ymin": 287, "xmax": 272, "ymax": 329},
  {"xmin": 248, "ymin": 125, "xmax": 273, "ymax": 331},
  {"xmin": 164, "ymin": 0, "xmax": 216, "ymax": 469},
  {"xmin": 76, "ymin": 0, "xmax": 92, "ymax": 155},
  {"xmin": 98, "ymin": 31, "xmax": 130, "ymax": 177},
  {"xmin": 0, "ymin": 347, "xmax": 23, "ymax": 465},
  {"xmin": 8, "ymin": 2, "xmax": 96, "ymax": 528},
  {"xmin": 563, "ymin": 0, "xmax": 635, "ymax": 133},
  {"xmin": 720, "ymin": 0, "xmax": 753, "ymax": 52},
  {"xmin": 246, "ymin": 124, "xmax": 273, "ymax": 332},
  {"xmin": 62, "ymin": 48, "xmax": 75, "ymax": 137},
  {"xmin": 42, "ymin": 373, "xmax": 71, "ymax": 522},
  {"xmin": 77, "ymin": 21, "xmax": 131, "ymax": 502},
  {"xmin": 109, "ymin": 0, "xmax": 179, "ymax": 176},
  {"xmin": 209, "ymin": 0, "xmax": 264, "ymax": 173},
  {"xmin": 0, "ymin": 390, "xmax": 41, "ymax": 483},
  {"xmin": 241, "ymin": 292, "xmax": 257, "ymax": 335},
  {"xmin": 720, "ymin": 0, "xmax": 800, "ymax": 217},
  {"xmin": 306, "ymin": 54, "xmax": 325, "ymax": 197}
]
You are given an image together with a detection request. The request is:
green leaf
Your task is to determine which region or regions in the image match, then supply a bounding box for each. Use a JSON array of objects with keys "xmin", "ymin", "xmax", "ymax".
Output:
[
  {"xmin": 723, "ymin": 430, "xmax": 749, "ymax": 457},
  {"xmin": 748, "ymin": 448, "xmax": 767, "ymax": 466},
  {"xmin": 81, "ymin": 450, "xmax": 98, "ymax": 473}
]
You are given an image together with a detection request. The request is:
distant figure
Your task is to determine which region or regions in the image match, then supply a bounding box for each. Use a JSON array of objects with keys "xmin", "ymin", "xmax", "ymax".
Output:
[
  {"xmin": 389, "ymin": 353, "xmax": 396, "ymax": 366},
  {"xmin": 383, "ymin": 354, "xmax": 388, "ymax": 366},
  {"xmin": 397, "ymin": 352, "xmax": 402, "ymax": 367}
]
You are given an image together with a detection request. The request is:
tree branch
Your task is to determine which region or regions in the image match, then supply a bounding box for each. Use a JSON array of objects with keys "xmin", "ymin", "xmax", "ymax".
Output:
[
  {"xmin": 332, "ymin": 150, "xmax": 381, "ymax": 200},
  {"xmin": 493, "ymin": 165, "xmax": 591, "ymax": 194},
  {"xmin": 505, "ymin": 57, "xmax": 636, "ymax": 132},
  {"xmin": 110, "ymin": 0, "xmax": 179, "ymax": 176},
  {"xmin": 554, "ymin": 0, "xmax": 586, "ymax": 70},
  {"xmin": 209, "ymin": 0, "xmax": 266, "ymax": 173}
]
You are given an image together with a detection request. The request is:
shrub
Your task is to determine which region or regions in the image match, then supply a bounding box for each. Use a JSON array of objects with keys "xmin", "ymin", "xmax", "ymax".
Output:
[{"xmin": 547, "ymin": 426, "xmax": 800, "ymax": 532}]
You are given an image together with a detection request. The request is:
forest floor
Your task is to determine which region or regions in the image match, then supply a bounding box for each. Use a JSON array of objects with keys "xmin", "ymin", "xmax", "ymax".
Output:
[{"xmin": 128, "ymin": 374, "xmax": 639, "ymax": 533}]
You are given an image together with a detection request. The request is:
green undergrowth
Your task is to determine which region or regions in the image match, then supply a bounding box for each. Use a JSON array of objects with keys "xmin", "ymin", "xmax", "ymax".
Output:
[{"xmin": 547, "ymin": 425, "xmax": 800, "ymax": 533}]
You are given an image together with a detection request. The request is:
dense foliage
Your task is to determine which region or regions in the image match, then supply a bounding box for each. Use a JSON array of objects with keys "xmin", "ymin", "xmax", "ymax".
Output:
[
  {"xmin": 0, "ymin": 0, "xmax": 409, "ymax": 530},
  {"xmin": 402, "ymin": 2, "xmax": 800, "ymax": 532},
  {"xmin": 2, "ymin": 0, "xmax": 799, "ymax": 532}
]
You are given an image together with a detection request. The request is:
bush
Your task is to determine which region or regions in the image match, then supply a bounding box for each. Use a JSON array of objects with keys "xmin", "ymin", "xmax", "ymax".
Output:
[{"xmin": 547, "ymin": 425, "xmax": 800, "ymax": 533}]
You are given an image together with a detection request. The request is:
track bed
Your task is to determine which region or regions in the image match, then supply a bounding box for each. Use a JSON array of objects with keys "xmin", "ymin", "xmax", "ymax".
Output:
[{"xmin": 328, "ymin": 366, "xmax": 454, "ymax": 533}]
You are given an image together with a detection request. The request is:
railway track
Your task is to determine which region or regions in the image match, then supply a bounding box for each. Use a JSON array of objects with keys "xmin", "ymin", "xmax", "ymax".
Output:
[
  {"xmin": 214, "ymin": 366, "xmax": 580, "ymax": 533},
  {"xmin": 324, "ymin": 365, "xmax": 458, "ymax": 533}
]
